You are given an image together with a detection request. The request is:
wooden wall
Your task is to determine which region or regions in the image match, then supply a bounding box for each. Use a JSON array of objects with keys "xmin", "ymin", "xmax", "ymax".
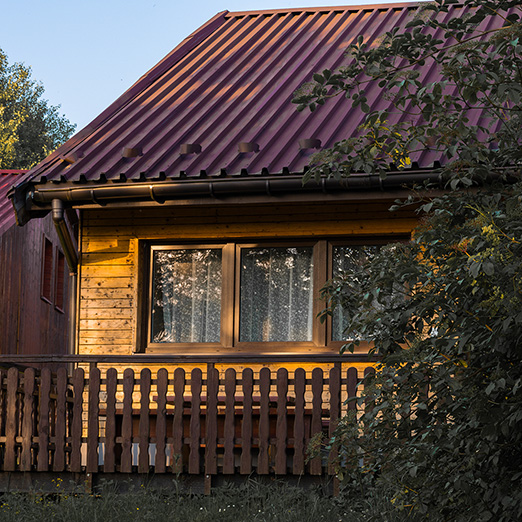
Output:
[
  {"xmin": 79, "ymin": 199, "xmax": 417, "ymax": 362},
  {"xmin": 0, "ymin": 214, "xmax": 69, "ymax": 356}
]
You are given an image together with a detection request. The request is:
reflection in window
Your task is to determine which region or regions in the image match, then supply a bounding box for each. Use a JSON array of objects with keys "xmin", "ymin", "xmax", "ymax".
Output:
[
  {"xmin": 240, "ymin": 247, "xmax": 313, "ymax": 342},
  {"xmin": 332, "ymin": 245, "xmax": 379, "ymax": 341},
  {"xmin": 151, "ymin": 249, "xmax": 222, "ymax": 343}
]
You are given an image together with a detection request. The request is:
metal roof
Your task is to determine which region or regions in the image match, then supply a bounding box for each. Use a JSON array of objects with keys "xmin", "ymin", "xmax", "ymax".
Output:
[
  {"xmin": 0, "ymin": 171, "xmax": 26, "ymax": 236},
  {"xmin": 12, "ymin": 2, "xmax": 507, "ymax": 194}
]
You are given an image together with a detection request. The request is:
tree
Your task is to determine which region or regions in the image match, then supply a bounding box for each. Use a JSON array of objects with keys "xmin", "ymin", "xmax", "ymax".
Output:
[
  {"xmin": 294, "ymin": 1, "xmax": 522, "ymax": 520},
  {"xmin": 0, "ymin": 49, "xmax": 75, "ymax": 169}
]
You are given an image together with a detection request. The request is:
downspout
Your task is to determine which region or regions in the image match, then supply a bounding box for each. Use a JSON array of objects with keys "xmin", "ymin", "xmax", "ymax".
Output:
[{"xmin": 51, "ymin": 199, "xmax": 78, "ymax": 356}]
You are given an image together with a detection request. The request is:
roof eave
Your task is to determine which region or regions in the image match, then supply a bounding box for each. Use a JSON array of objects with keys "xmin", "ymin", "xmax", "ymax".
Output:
[{"xmin": 13, "ymin": 170, "xmax": 441, "ymax": 221}]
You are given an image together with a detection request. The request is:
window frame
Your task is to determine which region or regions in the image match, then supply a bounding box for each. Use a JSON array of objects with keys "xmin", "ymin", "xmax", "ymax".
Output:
[
  {"xmin": 142, "ymin": 237, "xmax": 403, "ymax": 354},
  {"xmin": 147, "ymin": 243, "xmax": 232, "ymax": 352},
  {"xmin": 233, "ymin": 241, "xmax": 324, "ymax": 351}
]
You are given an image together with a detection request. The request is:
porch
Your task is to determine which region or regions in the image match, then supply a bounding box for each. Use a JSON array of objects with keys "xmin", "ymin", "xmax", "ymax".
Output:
[{"xmin": 0, "ymin": 354, "xmax": 374, "ymax": 492}]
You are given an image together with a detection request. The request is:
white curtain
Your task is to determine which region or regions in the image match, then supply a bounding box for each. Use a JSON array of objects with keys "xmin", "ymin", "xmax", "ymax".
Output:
[
  {"xmin": 151, "ymin": 249, "xmax": 222, "ymax": 343},
  {"xmin": 240, "ymin": 247, "xmax": 313, "ymax": 342}
]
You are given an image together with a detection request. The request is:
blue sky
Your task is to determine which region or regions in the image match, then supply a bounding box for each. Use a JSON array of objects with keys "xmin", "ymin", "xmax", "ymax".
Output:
[{"xmin": 3, "ymin": 0, "xmax": 407, "ymax": 131}]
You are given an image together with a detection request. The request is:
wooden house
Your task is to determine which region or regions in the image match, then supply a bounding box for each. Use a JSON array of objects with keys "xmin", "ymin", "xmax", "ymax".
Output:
[
  {"xmin": 1, "ymin": 2, "xmax": 506, "ymax": 486},
  {"xmin": 0, "ymin": 170, "xmax": 71, "ymax": 358}
]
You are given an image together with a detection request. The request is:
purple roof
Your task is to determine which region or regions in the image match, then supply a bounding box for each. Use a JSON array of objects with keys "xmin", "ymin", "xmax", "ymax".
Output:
[
  {"xmin": 15, "ymin": 3, "xmax": 506, "ymax": 188},
  {"xmin": 1, "ymin": 171, "xmax": 26, "ymax": 236}
]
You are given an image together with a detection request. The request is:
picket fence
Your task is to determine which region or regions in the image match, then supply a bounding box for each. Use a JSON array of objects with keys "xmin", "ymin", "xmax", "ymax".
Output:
[{"xmin": 0, "ymin": 359, "xmax": 374, "ymax": 478}]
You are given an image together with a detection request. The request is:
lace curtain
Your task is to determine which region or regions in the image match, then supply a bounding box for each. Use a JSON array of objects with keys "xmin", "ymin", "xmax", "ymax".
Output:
[{"xmin": 151, "ymin": 249, "xmax": 222, "ymax": 343}]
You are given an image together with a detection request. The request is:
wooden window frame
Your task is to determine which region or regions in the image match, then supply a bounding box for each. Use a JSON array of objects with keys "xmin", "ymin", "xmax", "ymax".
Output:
[
  {"xmin": 142, "ymin": 237, "xmax": 403, "ymax": 354},
  {"xmin": 147, "ymin": 243, "xmax": 230, "ymax": 353},
  {"xmin": 233, "ymin": 241, "xmax": 323, "ymax": 352}
]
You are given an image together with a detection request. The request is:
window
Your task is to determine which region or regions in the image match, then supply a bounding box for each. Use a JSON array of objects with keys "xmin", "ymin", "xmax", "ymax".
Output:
[
  {"xmin": 41, "ymin": 236, "xmax": 54, "ymax": 303},
  {"xmin": 54, "ymin": 249, "xmax": 66, "ymax": 312},
  {"xmin": 330, "ymin": 244, "xmax": 380, "ymax": 341},
  {"xmin": 145, "ymin": 239, "xmax": 395, "ymax": 353},
  {"xmin": 40, "ymin": 235, "xmax": 66, "ymax": 313}
]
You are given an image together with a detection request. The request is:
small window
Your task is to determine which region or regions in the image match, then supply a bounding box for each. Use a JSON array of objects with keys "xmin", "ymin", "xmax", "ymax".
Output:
[
  {"xmin": 54, "ymin": 249, "xmax": 65, "ymax": 312},
  {"xmin": 41, "ymin": 236, "xmax": 53, "ymax": 303}
]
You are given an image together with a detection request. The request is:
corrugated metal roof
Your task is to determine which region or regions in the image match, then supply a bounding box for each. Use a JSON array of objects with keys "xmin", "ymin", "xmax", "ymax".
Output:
[
  {"xmin": 15, "ymin": 2, "xmax": 507, "ymax": 188},
  {"xmin": 0, "ymin": 171, "xmax": 26, "ymax": 236}
]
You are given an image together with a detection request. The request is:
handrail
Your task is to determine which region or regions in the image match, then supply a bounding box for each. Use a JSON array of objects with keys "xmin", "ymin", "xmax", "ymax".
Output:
[{"xmin": 0, "ymin": 353, "xmax": 375, "ymax": 364}]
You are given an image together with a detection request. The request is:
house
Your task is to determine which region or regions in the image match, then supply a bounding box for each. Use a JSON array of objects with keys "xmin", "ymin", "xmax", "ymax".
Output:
[
  {"xmin": 1, "ymin": 2, "xmax": 507, "ymax": 484},
  {"xmin": 0, "ymin": 170, "xmax": 71, "ymax": 359}
]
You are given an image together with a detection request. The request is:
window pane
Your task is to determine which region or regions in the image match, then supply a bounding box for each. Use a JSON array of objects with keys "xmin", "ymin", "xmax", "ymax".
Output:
[
  {"xmin": 151, "ymin": 249, "xmax": 222, "ymax": 343},
  {"xmin": 332, "ymin": 245, "xmax": 379, "ymax": 341},
  {"xmin": 240, "ymin": 247, "xmax": 313, "ymax": 342}
]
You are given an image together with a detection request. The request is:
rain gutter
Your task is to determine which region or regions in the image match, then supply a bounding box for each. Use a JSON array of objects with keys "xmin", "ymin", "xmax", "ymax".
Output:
[{"xmin": 28, "ymin": 171, "xmax": 441, "ymax": 209}]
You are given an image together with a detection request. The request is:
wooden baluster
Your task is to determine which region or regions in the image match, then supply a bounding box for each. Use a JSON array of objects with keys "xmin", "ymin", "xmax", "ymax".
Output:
[
  {"xmin": 328, "ymin": 365, "xmax": 341, "ymax": 476},
  {"xmin": 223, "ymin": 368, "xmax": 236, "ymax": 474},
  {"xmin": 189, "ymin": 368, "xmax": 202, "ymax": 474},
  {"xmin": 205, "ymin": 365, "xmax": 218, "ymax": 475},
  {"xmin": 121, "ymin": 368, "xmax": 134, "ymax": 473},
  {"xmin": 155, "ymin": 368, "xmax": 168, "ymax": 473},
  {"xmin": 275, "ymin": 368, "xmax": 288, "ymax": 475},
  {"xmin": 87, "ymin": 367, "xmax": 100, "ymax": 473},
  {"xmin": 310, "ymin": 367, "xmax": 323, "ymax": 475},
  {"xmin": 21, "ymin": 368, "xmax": 36, "ymax": 471},
  {"xmin": 293, "ymin": 368, "xmax": 305, "ymax": 475},
  {"xmin": 240, "ymin": 368, "xmax": 253, "ymax": 475},
  {"xmin": 172, "ymin": 368, "xmax": 185, "ymax": 474},
  {"xmin": 104, "ymin": 368, "xmax": 117, "ymax": 473},
  {"xmin": 4, "ymin": 367, "xmax": 19, "ymax": 471},
  {"xmin": 347, "ymin": 367, "xmax": 358, "ymax": 413},
  {"xmin": 138, "ymin": 369, "xmax": 151, "ymax": 473},
  {"xmin": 38, "ymin": 368, "xmax": 51, "ymax": 472},
  {"xmin": 70, "ymin": 368, "xmax": 84, "ymax": 473},
  {"xmin": 258, "ymin": 367, "xmax": 270, "ymax": 474},
  {"xmin": 54, "ymin": 367, "xmax": 67, "ymax": 472}
]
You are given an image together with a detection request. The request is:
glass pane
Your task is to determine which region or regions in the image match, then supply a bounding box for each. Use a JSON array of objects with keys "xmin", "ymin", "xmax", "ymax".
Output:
[
  {"xmin": 240, "ymin": 247, "xmax": 313, "ymax": 342},
  {"xmin": 332, "ymin": 245, "xmax": 379, "ymax": 341},
  {"xmin": 151, "ymin": 249, "xmax": 222, "ymax": 343}
]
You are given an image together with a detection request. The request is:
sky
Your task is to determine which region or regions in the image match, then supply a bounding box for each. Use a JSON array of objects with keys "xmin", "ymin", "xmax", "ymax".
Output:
[{"xmin": 2, "ymin": 0, "xmax": 408, "ymax": 132}]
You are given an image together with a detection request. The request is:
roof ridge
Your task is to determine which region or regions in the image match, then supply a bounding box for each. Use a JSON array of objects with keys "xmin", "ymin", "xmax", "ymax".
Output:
[{"xmin": 226, "ymin": 2, "xmax": 425, "ymax": 17}]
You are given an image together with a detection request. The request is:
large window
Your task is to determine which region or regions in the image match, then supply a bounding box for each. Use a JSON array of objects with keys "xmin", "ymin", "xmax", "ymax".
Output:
[{"xmin": 145, "ymin": 239, "xmax": 391, "ymax": 353}]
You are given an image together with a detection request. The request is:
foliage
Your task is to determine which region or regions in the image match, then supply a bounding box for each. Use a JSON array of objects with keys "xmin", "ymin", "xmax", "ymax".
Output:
[
  {"xmin": 293, "ymin": 0, "xmax": 522, "ymax": 187},
  {"xmin": 322, "ymin": 187, "xmax": 522, "ymax": 520},
  {"xmin": 293, "ymin": 0, "xmax": 522, "ymax": 520},
  {"xmin": 0, "ymin": 49, "xmax": 75, "ymax": 169}
]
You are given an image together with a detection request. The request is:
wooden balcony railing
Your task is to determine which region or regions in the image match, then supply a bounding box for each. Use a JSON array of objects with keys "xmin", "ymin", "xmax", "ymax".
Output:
[{"xmin": 0, "ymin": 355, "xmax": 375, "ymax": 477}]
